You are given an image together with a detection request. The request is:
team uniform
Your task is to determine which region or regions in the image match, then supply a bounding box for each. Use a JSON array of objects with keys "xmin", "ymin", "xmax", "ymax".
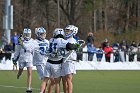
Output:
[
  {"xmin": 61, "ymin": 25, "xmax": 80, "ymax": 93},
  {"xmin": 13, "ymin": 28, "xmax": 34, "ymax": 93},
  {"xmin": 61, "ymin": 38, "xmax": 77, "ymax": 76},
  {"xmin": 13, "ymin": 38, "xmax": 34, "ymax": 68},
  {"xmin": 33, "ymin": 27, "xmax": 49, "ymax": 80},
  {"xmin": 44, "ymin": 38, "xmax": 68, "ymax": 78},
  {"xmin": 40, "ymin": 28, "xmax": 68, "ymax": 93},
  {"xmin": 39, "ymin": 28, "xmax": 79, "ymax": 93},
  {"xmin": 61, "ymin": 25, "xmax": 79, "ymax": 77},
  {"xmin": 33, "ymin": 39, "xmax": 49, "ymax": 79}
]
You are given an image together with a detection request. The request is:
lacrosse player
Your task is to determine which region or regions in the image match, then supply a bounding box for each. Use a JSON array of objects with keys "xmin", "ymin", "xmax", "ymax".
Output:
[
  {"xmin": 13, "ymin": 28, "xmax": 34, "ymax": 93},
  {"xmin": 33, "ymin": 27, "xmax": 49, "ymax": 80},
  {"xmin": 33, "ymin": 27, "xmax": 56, "ymax": 93},
  {"xmin": 39, "ymin": 28, "xmax": 79, "ymax": 93},
  {"xmin": 61, "ymin": 25, "xmax": 79, "ymax": 93}
]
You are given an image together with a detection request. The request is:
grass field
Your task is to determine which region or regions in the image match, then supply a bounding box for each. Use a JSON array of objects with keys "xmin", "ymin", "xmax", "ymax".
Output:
[{"xmin": 0, "ymin": 70, "xmax": 140, "ymax": 93}]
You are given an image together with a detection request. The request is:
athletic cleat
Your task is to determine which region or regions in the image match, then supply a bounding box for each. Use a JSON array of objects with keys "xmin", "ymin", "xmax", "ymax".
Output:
[
  {"xmin": 26, "ymin": 90, "xmax": 32, "ymax": 93},
  {"xmin": 17, "ymin": 74, "xmax": 20, "ymax": 79}
]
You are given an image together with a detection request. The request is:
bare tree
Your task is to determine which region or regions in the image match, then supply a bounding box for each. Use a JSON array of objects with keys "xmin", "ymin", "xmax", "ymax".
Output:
[{"xmin": 53, "ymin": 0, "xmax": 82, "ymax": 25}]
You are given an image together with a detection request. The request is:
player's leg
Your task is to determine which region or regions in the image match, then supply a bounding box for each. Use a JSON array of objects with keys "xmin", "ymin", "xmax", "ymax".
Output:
[
  {"xmin": 17, "ymin": 62, "xmax": 26, "ymax": 79},
  {"xmin": 63, "ymin": 61, "xmax": 76, "ymax": 93},
  {"xmin": 47, "ymin": 78, "xmax": 55, "ymax": 93},
  {"xmin": 65, "ymin": 74, "xmax": 73, "ymax": 93},
  {"xmin": 54, "ymin": 77, "xmax": 61, "ymax": 93},
  {"xmin": 41, "ymin": 62, "xmax": 52, "ymax": 93},
  {"xmin": 51, "ymin": 63, "xmax": 62, "ymax": 93},
  {"xmin": 40, "ymin": 77, "xmax": 49, "ymax": 93},
  {"xmin": 13, "ymin": 65, "xmax": 15, "ymax": 71},
  {"xmin": 61, "ymin": 62, "xmax": 68, "ymax": 93},
  {"xmin": 17, "ymin": 63, "xmax": 24, "ymax": 79},
  {"xmin": 62, "ymin": 76, "xmax": 68, "ymax": 93},
  {"xmin": 15, "ymin": 65, "xmax": 17, "ymax": 70},
  {"xmin": 17, "ymin": 68, "xmax": 23, "ymax": 79},
  {"xmin": 26, "ymin": 62, "xmax": 33, "ymax": 92},
  {"xmin": 26, "ymin": 67, "xmax": 32, "ymax": 91},
  {"xmin": 36, "ymin": 65, "xmax": 47, "ymax": 93}
]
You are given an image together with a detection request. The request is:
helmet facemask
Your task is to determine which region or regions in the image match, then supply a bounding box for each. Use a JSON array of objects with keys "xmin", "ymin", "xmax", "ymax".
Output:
[
  {"xmin": 35, "ymin": 27, "xmax": 46, "ymax": 40},
  {"xmin": 53, "ymin": 28, "xmax": 65, "ymax": 38},
  {"xmin": 23, "ymin": 33, "xmax": 31, "ymax": 39},
  {"xmin": 38, "ymin": 32, "xmax": 46, "ymax": 40},
  {"xmin": 65, "ymin": 25, "xmax": 75, "ymax": 38},
  {"xmin": 65, "ymin": 29, "xmax": 73, "ymax": 38},
  {"xmin": 23, "ymin": 28, "xmax": 31, "ymax": 40}
]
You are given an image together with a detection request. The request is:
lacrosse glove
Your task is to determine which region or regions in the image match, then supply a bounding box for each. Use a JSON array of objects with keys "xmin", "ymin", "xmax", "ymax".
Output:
[
  {"xmin": 18, "ymin": 34, "xmax": 24, "ymax": 45},
  {"xmin": 75, "ymin": 43, "xmax": 81, "ymax": 51},
  {"xmin": 12, "ymin": 58, "xmax": 17, "ymax": 66},
  {"xmin": 66, "ymin": 43, "xmax": 80, "ymax": 51}
]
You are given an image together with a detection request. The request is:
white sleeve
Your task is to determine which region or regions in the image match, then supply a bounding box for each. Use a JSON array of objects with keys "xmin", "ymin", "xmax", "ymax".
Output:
[
  {"xmin": 59, "ymin": 38, "xmax": 68, "ymax": 48},
  {"xmin": 32, "ymin": 40, "xmax": 40, "ymax": 55},
  {"xmin": 13, "ymin": 45, "xmax": 21, "ymax": 60}
]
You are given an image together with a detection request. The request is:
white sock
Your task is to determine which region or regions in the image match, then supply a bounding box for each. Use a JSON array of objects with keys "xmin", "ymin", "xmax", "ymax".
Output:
[
  {"xmin": 40, "ymin": 92, "xmax": 43, "ymax": 93},
  {"xmin": 27, "ymin": 87, "xmax": 32, "ymax": 90}
]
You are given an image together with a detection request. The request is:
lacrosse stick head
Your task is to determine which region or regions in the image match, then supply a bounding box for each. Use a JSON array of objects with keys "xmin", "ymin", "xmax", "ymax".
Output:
[{"xmin": 78, "ymin": 40, "xmax": 85, "ymax": 46}]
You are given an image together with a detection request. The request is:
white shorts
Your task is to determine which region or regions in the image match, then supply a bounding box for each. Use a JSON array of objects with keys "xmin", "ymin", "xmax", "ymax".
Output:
[
  {"xmin": 44, "ymin": 62, "xmax": 62, "ymax": 78},
  {"xmin": 61, "ymin": 61, "xmax": 76, "ymax": 76},
  {"xmin": 18, "ymin": 62, "xmax": 33, "ymax": 69},
  {"xmin": 36, "ymin": 64, "xmax": 45, "ymax": 80}
]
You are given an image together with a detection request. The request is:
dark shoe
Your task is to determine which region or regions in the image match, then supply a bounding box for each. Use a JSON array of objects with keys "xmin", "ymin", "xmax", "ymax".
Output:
[
  {"xmin": 26, "ymin": 90, "xmax": 32, "ymax": 93},
  {"xmin": 17, "ymin": 74, "xmax": 20, "ymax": 79}
]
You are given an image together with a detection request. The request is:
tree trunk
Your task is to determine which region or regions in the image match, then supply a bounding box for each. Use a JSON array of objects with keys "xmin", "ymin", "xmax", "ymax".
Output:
[
  {"xmin": 69, "ymin": 0, "xmax": 76, "ymax": 24},
  {"xmin": 94, "ymin": 9, "xmax": 97, "ymax": 32},
  {"xmin": 27, "ymin": 0, "xmax": 31, "ymax": 26},
  {"xmin": 45, "ymin": 0, "xmax": 50, "ymax": 31},
  {"xmin": 124, "ymin": 3, "xmax": 130, "ymax": 32},
  {"xmin": 102, "ymin": 0, "xmax": 107, "ymax": 32},
  {"xmin": 104, "ymin": 0, "xmax": 107, "ymax": 32},
  {"xmin": 135, "ymin": 0, "xmax": 138, "ymax": 28},
  {"xmin": 91, "ymin": 0, "xmax": 97, "ymax": 32}
]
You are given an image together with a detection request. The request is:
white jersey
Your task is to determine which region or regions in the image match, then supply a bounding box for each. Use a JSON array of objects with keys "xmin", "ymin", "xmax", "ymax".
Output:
[
  {"xmin": 33, "ymin": 39, "xmax": 49, "ymax": 66},
  {"xmin": 65, "ymin": 37, "xmax": 77, "ymax": 61},
  {"xmin": 61, "ymin": 37, "xmax": 77, "ymax": 76},
  {"xmin": 13, "ymin": 38, "xmax": 34, "ymax": 63},
  {"xmin": 48, "ymin": 38, "xmax": 68, "ymax": 61}
]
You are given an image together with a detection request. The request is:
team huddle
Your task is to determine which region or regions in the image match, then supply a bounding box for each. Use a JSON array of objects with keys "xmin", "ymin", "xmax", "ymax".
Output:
[{"xmin": 12, "ymin": 25, "xmax": 80, "ymax": 93}]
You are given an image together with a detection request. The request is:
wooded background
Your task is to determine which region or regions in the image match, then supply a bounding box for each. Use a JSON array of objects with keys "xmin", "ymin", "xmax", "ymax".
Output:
[{"xmin": 0, "ymin": 0, "xmax": 140, "ymax": 45}]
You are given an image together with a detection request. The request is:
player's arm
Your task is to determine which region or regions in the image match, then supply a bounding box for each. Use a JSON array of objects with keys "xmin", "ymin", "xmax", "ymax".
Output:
[{"xmin": 12, "ymin": 45, "xmax": 21, "ymax": 65}]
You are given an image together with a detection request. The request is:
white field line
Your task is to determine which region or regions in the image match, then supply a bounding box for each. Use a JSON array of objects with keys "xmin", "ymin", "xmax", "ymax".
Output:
[
  {"xmin": 0, "ymin": 84, "xmax": 64, "ymax": 93},
  {"xmin": 0, "ymin": 84, "xmax": 39, "ymax": 90}
]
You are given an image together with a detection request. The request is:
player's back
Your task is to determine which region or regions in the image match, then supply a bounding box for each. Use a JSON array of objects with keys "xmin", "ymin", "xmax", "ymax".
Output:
[{"xmin": 48, "ymin": 38, "xmax": 68, "ymax": 61}]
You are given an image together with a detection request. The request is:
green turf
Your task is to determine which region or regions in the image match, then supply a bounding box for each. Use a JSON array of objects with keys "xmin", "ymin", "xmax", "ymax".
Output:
[{"xmin": 0, "ymin": 70, "xmax": 140, "ymax": 93}]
